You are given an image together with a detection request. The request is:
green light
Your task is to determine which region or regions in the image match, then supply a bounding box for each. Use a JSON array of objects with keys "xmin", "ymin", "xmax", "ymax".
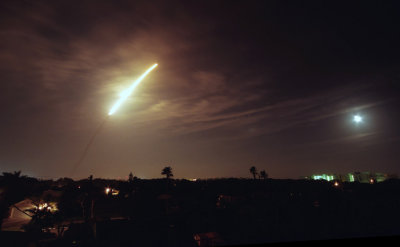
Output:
[{"xmin": 312, "ymin": 174, "xmax": 335, "ymax": 182}]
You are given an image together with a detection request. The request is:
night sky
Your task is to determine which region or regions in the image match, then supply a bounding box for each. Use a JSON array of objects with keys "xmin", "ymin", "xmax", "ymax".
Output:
[{"xmin": 1, "ymin": 1, "xmax": 399, "ymax": 179}]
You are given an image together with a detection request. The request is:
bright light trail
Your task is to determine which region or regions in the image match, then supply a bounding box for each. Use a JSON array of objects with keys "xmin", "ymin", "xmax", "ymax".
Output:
[
  {"xmin": 71, "ymin": 63, "xmax": 158, "ymax": 177},
  {"xmin": 108, "ymin": 63, "xmax": 158, "ymax": 115}
]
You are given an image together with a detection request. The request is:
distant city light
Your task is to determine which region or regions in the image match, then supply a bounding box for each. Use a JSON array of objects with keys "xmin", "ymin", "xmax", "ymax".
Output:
[
  {"xmin": 353, "ymin": 115, "xmax": 363, "ymax": 123},
  {"xmin": 111, "ymin": 189, "xmax": 120, "ymax": 196},
  {"xmin": 36, "ymin": 202, "xmax": 58, "ymax": 212},
  {"xmin": 312, "ymin": 174, "xmax": 334, "ymax": 181},
  {"xmin": 334, "ymin": 181, "xmax": 339, "ymax": 187},
  {"xmin": 105, "ymin": 187, "xmax": 111, "ymax": 194},
  {"xmin": 105, "ymin": 187, "xmax": 119, "ymax": 196}
]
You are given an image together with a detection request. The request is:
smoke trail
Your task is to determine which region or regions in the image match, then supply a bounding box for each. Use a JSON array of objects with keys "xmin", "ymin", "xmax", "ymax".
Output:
[
  {"xmin": 70, "ymin": 63, "xmax": 158, "ymax": 177},
  {"xmin": 70, "ymin": 116, "xmax": 109, "ymax": 177}
]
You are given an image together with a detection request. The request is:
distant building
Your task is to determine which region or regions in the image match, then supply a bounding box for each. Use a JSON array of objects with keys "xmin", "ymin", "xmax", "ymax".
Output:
[{"xmin": 306, "ymin": 172, "xmax": 394, "ymax": 183}]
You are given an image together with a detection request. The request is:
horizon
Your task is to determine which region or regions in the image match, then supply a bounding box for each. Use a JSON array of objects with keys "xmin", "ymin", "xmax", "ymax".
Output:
[{"xmin": 1, "ymin": 170, "xmax": 396, "ymax": 182}]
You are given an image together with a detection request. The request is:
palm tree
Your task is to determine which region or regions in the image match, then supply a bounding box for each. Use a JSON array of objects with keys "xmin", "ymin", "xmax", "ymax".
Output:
[
  {"xmin": 260, "ymin": 170, "xmax": 268, "ymax": 180},
  {"xmin": 128, "ymin": 172, "xmax": 134, "ymax": 183},
  {"xmin": 250, "ymin": 166, "xmax": 258, "ymax": 180},
  {"xmin": 161, "ymin": 166, "xmax": 173, "ymax": 179}
]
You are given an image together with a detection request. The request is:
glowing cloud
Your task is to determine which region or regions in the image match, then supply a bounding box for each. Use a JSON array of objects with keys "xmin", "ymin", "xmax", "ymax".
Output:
[{"xmin": 108, "ymin": 63, "xmax": 158, "ymax": 115}]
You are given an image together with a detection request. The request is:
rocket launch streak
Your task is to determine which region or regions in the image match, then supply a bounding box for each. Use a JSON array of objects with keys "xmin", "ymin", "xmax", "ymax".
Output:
[
  {"xmin": 71, "ymin": 63, "xmax": 158, "ymax": 177},
  {"xmin": 108, "ymin": 63, "xmax": 158, "ymax": 115}
]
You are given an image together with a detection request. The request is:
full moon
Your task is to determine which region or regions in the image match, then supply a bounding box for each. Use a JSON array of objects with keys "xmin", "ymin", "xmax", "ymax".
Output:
[{"xmin": 353, "ymin": 115, "xmax": 363, "ymax": 123}]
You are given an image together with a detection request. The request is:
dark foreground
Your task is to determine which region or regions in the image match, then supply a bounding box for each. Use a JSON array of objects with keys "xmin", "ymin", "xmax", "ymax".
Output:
[{"xmin": 1, "ymin": 176, "xmax": 400, "ymax": 246}]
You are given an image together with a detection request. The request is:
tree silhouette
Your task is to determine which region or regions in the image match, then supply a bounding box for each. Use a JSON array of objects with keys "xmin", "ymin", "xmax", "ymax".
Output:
[
  {"xmin": 2, "ymin": 171, "xmax": 25, "ymax": 180},
  {"xmin": 250, "ymin": 166, "xmax": 258, "ymax": 180},
  {"xmin": 161, "ymin": 166, "xmax": 173, "ymax": 179},
  {"xmin": 128, "ymin": 172, "xmax": 134, "ymax": 183},
  {"xmin": 260, "ymin": 170, "xmax": 268, "ymax": 180}
]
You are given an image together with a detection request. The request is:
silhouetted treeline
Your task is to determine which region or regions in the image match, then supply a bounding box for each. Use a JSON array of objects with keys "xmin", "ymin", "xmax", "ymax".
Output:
[{"xmin": 1, "ymin": 173, "xmax": 400, "ymax": 246}]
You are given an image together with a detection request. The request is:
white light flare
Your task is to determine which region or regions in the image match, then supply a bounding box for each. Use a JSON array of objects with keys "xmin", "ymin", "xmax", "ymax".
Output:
[{"xmin": 108, "ymin": 63, "xmax": 158, "ymax": 115}]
